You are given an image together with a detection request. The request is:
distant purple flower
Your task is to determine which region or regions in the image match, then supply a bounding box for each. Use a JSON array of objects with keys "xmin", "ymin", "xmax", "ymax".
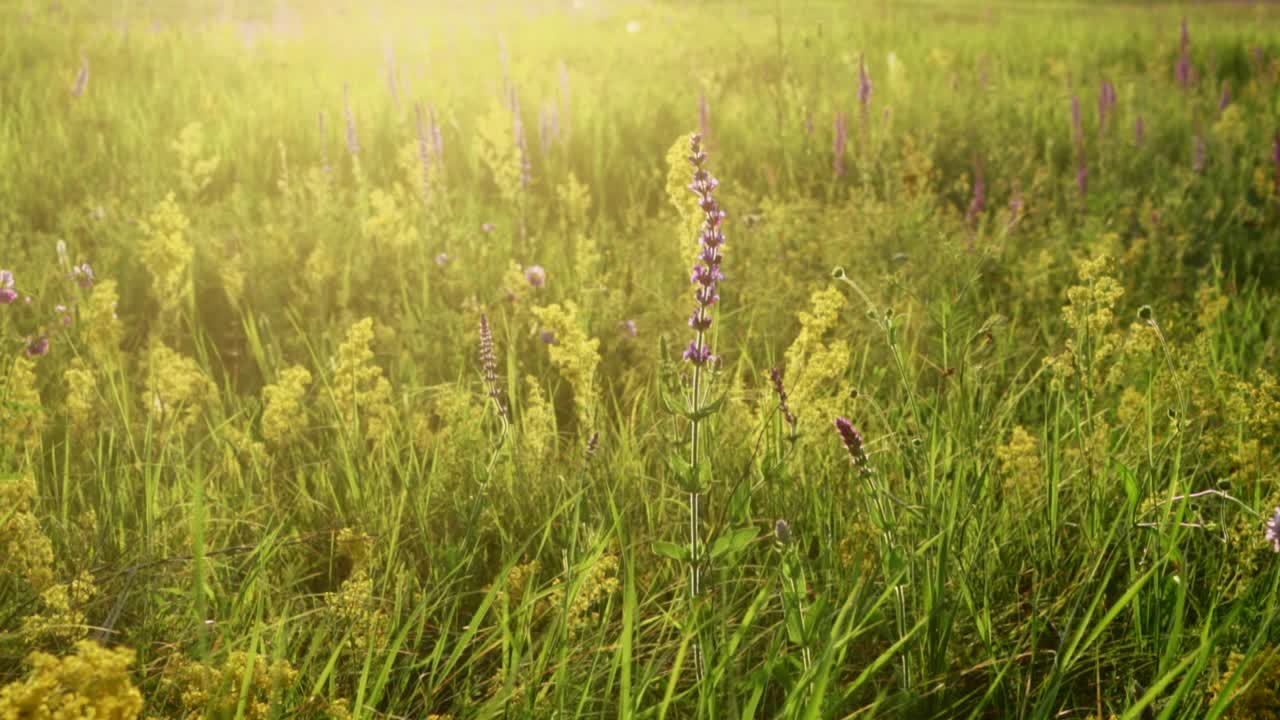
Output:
[
  {"xmin": 858, "ymin": 55, "xmax": 873, "ymax": 113},
  {"xmin": 1076, "ymin": 159, "xmax": 1088, "ymax": 199},
  {"xmin": 1098, "ymin": 80, "xmax": 1117, "ymax": 130},
  {"xmin": 343, "ymin": 83, "xmax": 359, "ymax": 156},
  {"xmin": 770, "ymin": 367, "xmax": 797, "ymax": 431},
  {"xmin": 0, "ymin": 270, "xmax": 16, "ymax": 305},
  {"xmin": 435, "ymin": 252, "xmax": 450, "ymax": 267},
  {"xmin": 1177, "ymin": 18, "xmax": 1192, "ymax": 89},
  {"xmin": 1071, "ymin": 95, "xmax": 1084, "ymax": 149},
  {"xmin": 70, "ymin": 57, "xmax": 89, "ymax": 98},
  {"xmin": 834, "ymin": 416, "xmax": 870, "ymax": 469},
  {"xmin": 966, "ymin": 157, "xmax": 986, "ymax": 227},
  {"xmin": 684, "ymin": 132, "xmax": 726, "ymax": 368},
  {"xmin": 25, "ymin": 336, "xmax": 49, "ymax": 358},
  {"xmin": 833, "ymin": 111, "xmax": 849, "ymax": 177},
  {"xmin": 774, "ymin": 519, "xmax": 792, "ymax": 545},
  {"xmin": 699, "ymin": 93, "xmax": 711, "ymax": 140},
  {"xmin": 618, "ymin": 319, "xmax": 637, "ymax": 338},
  {"xmin": 71, "ymin": 263, "xmax": 94, "ymax": 289},
  {"xmin": 540, "ymin": 330, "xmax": 558, "ymax": 345},
  {"xmin": 1219, "ymin": 80, "xmax": 1231, "ymax": 111},
  {"xmin": 56, "ymin": 304, "xmax": 72, "ymax": 326},
  {"xmin": 1267, "ymin": 507, "xmax": 1280, "ymax": 552},
  {"xmin": 1194, "ymin": 131, "xmax": 1206, "ymax": 174},
  {"xmin": 1135, "ymin": 115, "xmax": 1146, "ymax": 146},
  {"xmin": 414, "ymin": 102, "xmax": 434, "ymax": 198},
  {"xmin": 482, "ymin": 223, "xmax": 496, "ymax": 233},
  {"xmin": 525, "ymin": 265, "xmax": 546, "ymax": 288},
  {"xmin": 479, "ymin": 314, "xmax": 507, "ymax": 418}
]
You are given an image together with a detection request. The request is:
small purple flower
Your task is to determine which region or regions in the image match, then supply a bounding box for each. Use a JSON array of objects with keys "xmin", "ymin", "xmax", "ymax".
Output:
[
  {"xmin": 482, "ymin": 222, "xmax": 496, "ymax": 233},
  {"xmin": 682, "ymin": 339, "xmax": 714, "ymax": 366},
  {"xmin": 1267, "ymin": 507, "xmax": 1280, "ymax": 552},
  {"xmin": 71, "ymin": 263, "xmax": 94, "ymax": 289},
  {"xmin": 0, "ymin": 270, "xmax": 16, "ymax": 305},
  {"xmin": 834, "ymin": 416, "xmax": 870, "ymax": 469},
  {"xmin": 770, "ymin": 367, "xmax": 797, "ymax": 431},
  {"xmin": 684, "ymin": 133, "xmax": 727, "ymax": 368},
  {"xmin": 1219, "ymin": 80, "xmax": 1231, "ymax": 111},
  {"xmin": 540, "ymin": 330, "xmax": 559, "ymax": 345},
  {"xmin": 1193, "ymin": 131, "xmax": 1206, "ymax": 174},
  {"xmin": 858, "ymin": 55, "xmax": 873, "ymax": 113},
  {"xmin": 1098, "ymin": 80, "xmax": 1117, "ymax": 130},
  {"xmin": 1071, "ymin": 95, "xmax": 1083, "ymax": 149},
  {"xmin": 618, "ymin": 319, "xmax": 637, "ymax": 338},
  {"xmin": 525, "ymin": 265, "xmax": 546, "ymax": 288},
  {"xmin": 774, "ymin": 519, "xmax": 792, "ymax": 545},
  {"xmin": 435, "ymin": 252, "xmax": 450, "ymax": 267},
  {"xmin": 25, "ymin": 336, "xmax": 49, "ymax": 358},
  {"xmin": 1177, "ymin": 18, "xmax": 1192, "ymax": 89}
]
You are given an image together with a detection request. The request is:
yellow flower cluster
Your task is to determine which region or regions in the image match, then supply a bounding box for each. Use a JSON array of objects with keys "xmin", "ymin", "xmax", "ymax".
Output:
[
  {"xmin": 1209, "ymin": 649, "xmax": 1280, "ymax": 720},
  {"xmin": 530, "ymin": 302, "xmax": 600, "ymax": 430},
  {"xmin": 362, "ymin": 188, "xmax": 419, "ymax": 250},
  {"xmin": 474, "ymin": 101, "xmax": 524, "ymax": 207},
  {"xmin": 554, "ymin": 552, "xmax": 621, "ymax": 638},
  {"xmin": 665, "ymin": 134, "xmax": 703, "ymax": 259},
  {"xmin": 21, "ymin": 571, "xmax": 97, "ymax": 646},
  {"xmin": 0, "ymin": 475, "xmax": 55, "ymax": 592},
  {"xmin": 996, "ymin": 426, "xmax": 1042, "ymax": 498},
  {"xmin": 520, "ymin": 375, "xmax": 557, "ymax": 468},
  {"xmin": 261, "ymin": 365, "xmax": 311, "ymax": 448},
  {"xmin": 326, "ymin": 568, "xmax": 389, "ymax": 653},
  {"xmin": 140, "ymin": 192, "xmax": 194, "ymax": 325},
  {"xmin": 1, "ymin": 356, "xmax": 45, "ymax": 454},
  {"xmin": 331, "ymin": 318, "xmax": 395, "ymax": 444},
  {"xmin": 781, "ymin": 286, "xmax": 851, "ymax": 449},
  {"xmin": 82, "ymin": 279, "xmax": 123, "ymax": 361},
  {"xmin": 1042, "ymin": 254, "xmax": 1126, "ymax": 391},
  {"xmin": 558, "ymin": 173, "xmax": 599, "ymax": 284},
  {"xmin": 144, "ymin": 342, "xmax": 217, "ymax": 438},
  {"xmin": 63, "ymin": 360, "xmax": 98, "ymax": 437},
  {"xmin": 0, "ymin": 641, "xmax": 141, "ymax": 719},
  {"xmin": 171, "ymin": 121, "xmax": 220, "ymax": 198},
  {"xmin": 161, "ymin": 651, "xmax": 298, "ymax": 720}
]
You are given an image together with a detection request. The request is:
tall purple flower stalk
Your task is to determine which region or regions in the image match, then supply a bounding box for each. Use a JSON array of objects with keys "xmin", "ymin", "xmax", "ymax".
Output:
[
  {"xmin": 1135, "ymin": 114, "xmax": 1146, "ymax": 146},
  {"xmin": 1219, "ymin": 80, "xmax": 1232, "ymax": 112},
  {"xmin": 858, "ymin": 55, "xmax": 873, "ymax": 116},
  {"xmin": 834, "ymin": 417, "xmax": 870, "ymax": 473},
  {"xmin": 1177, "ymin": 18, "xmax": 1192, "ymax": 89},
  {"xmin": 479, "ymin": 314, "xmax": 508, "ymax": 422},
  {"xmin": 683, "ymin": 134, "xmax": 725, "ymax": 368},
  {"xmin": 70, "ymin": 57, "xmax": 89, "ymax": 98},
  {"xmin": 0, "ymin": 270, "xmax": 17, "ymax": 305},
  {"xmin": 1071, "ymin": 95, "xmax": 1084, "ymax": 149},
  {"xmin": 343, "ymin": 84, "xmax": 360, "ymax": 156},
  {"xmin": 1098, "ymin": 80, "xmax": 1117, "ymax": 131},
  {"xmin": 966, "ymin": 157, "xmax": 986, "ymax": 227},
  {"xmin": 1267, "ymin": 507, "xmax": 1280, "ymax": 553},
  {"xmin": 833, "ymin": 111, "xmax": 849, "ymax": 177},
  {"xmin": 770, "ymin": 367, "xmax": 797, "ymax": 435},
  {"xmin": 414, "ymin": 103, "xmax": 434, "ymax": 199}
]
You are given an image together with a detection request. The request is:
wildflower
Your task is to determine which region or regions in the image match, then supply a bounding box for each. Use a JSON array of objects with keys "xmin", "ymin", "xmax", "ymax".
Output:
[
  {"xmin": 71, "ymin": 262, "xmax": 94, "ymax": 289},
  {"xmin": 1177, "ymin": 18, "xmax": 1192, "ymax": 88},
  {"xmin": 1219, "ymin": 80, "xmax": 1231, "ymax": 111},
  {"xmin": 0, "ymin": 640, "xmax": 143, "ymax": 718},
  {"xmin": 1273, "ymin": 130, "xmax": 1280, "ymax": 195},
  {"xmin": 1071, "ymin": 95, "xmax": 1084, "ymax": 149},
  {"xmin": 482, "ymin": 222, "xmax": 496, "ymax": 233},
  {"xmin": 775, "ymin": 519, "xmax": 791, "ymax": 545},
  {"xmin": 1135, "ymin": 115, "xmax": 1146, "ymax": 146},
  {"xmin": 70, "ymin": 57, "xmax": 89, "ymax": 98},
  {"xmin": 479, "ymin": 314, "xmax": 508, "ymax": 419},
  {"xmin": 531, "ymin": 301, "xmax": 599, "ymax": 429},
  {"xmin": 770, "ymin": 366, "xmax": 797, "ymax": 431},
  {"xmin": 55, "ymin": 304, "xmax": 72, "ymax": 326},
  {"xmin": 414, "ymin": 102, "xmax": 434, "ymax": 198},
  {"xmin": 512, "ymin": 91, "xmax": 531, "ymax": 189},
  {"xmin": 1077, "ymin": 158, "xmax": 1088, "ymax": 199},
  {"xmin": 1267, "ymin": 507, "xmax": 1280, "ymax": 552},
  {"xmin": 435, "ymin": 252, "xmax": 450, "ymax": 266},
  {"xmin": 26, "ymin": 336, "xmax": 50, "ymax": 358},
  {"xmin": 540, "ymin": 330, "xmax": 558, "ymax": 345},
  {"xmin": 343, "ymin": 83, "xmax": 359, "ymax": 155},
  {"xmin": 833, "ymin": 111, "xmax": 849, "ymax": 177},
  {"xmin": 684, "ymin": 132, "xmax": 726, "ymax": 368},
  {"xmin": 966, "ymin": 157, "xmax": 986, "ymax": 227},
  {"xmin": 619, "ymin": 319, "xmax": 638, "ymax": 338},
  {"xmin": 834, "ymin": 416, "xmax": 870, "ymax": 469},
  {"xmin": 1098, "ymin": 80, "xmax": 1116, "ymax": 130},
  {"xmin": 858, "ymin": 55, "xmax": 872, "ymax": 113},
  {"xmin": 331, "ymin": 317, "xmax": 395, "ymax": 443},
  {"xmin": 0, "ymin": 270, "xmax": 17, "ymax": 304},
  {"xmin": 261, "ymin": 365, "xmax": 311, "ymax": 448},
  {"xmin": 525, "ymin": 264, "xmax": 547, "ymax": 288},
  {"xmin": 586, "ymin": 431, "xmax": 600, "ymax": 458}
]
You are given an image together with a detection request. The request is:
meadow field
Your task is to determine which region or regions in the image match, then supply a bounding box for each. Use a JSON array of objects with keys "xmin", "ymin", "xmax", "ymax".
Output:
[{"xmin": 3, "ymin": 0, "xmax": 1280, "ymax": 717}]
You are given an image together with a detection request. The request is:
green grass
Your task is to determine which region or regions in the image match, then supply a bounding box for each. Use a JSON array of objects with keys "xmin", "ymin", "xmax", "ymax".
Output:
[{"xmin": 2, "ymin": 0, "xmax": 1280, "ymax": 717}]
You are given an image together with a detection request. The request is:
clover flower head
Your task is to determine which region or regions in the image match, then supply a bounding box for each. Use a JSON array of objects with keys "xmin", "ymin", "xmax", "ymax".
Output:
[
  {"xmin": 525, "ymin": 264, "xmax": 546, "ymax": 288},
  {"xmin": 1267, "ymin": 507, "xmax": 1280, "ymax": 553},
  {"xmin": 0, "ymin": 270, "xmax": 16, "ymax": 305}
]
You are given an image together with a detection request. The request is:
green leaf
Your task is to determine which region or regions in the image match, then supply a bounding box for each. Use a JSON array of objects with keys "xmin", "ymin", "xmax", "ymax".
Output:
[
  {"xmin": 710, "ymin": 526, "xmax": 759, "ymax": 560},
  {"xmin": 653, "ymin": 541, "xmax": 690, "ymax": 563}
]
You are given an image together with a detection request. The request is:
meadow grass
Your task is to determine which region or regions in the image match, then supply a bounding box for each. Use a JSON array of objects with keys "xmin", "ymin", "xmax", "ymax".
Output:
[{"xmin": 2, "ymin": 0, "xmax": 1280, "ymax": 717}]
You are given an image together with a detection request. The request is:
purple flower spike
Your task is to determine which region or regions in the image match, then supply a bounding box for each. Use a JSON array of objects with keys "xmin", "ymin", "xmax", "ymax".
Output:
[
  {"xmin": 1135, "ymin": 115, "xmax": 1146, "ymax": 146},
  {"xmin": 684, "ymin": 132, "xmax": 726, "ymax": 367},
  {"xmin": 682, "ymin": 340, "xmax": 714, "ymax": 366},
  {"xmin": 525, "ymin": 265, "xmax": 546, "ymax": 288},
  {"xmin": 1219, "ymin": 81, "xmax": 1231, "ymax": 111},
  {"xmin": 834, "ymin": 416, "xmax": 870, "ymax": 469},
  {"xmin": 0, "ymin": 270, "xmax": 16, "ymax": 305},
  {"xmin": 25, "ymin": 336, "xmax": 49, "ymax": 358},
  {"xmin": 72, "ymin": 263, "xmax": 94, "ymax": 289},
  {"xmin": 1177, "ymin": 18, "xmax": 1192, "ymax": 89},
  {"xmin": 1267, "ymin": 507, "xmax": 1280, "ymax": 552},
  {"xmin": 858, "ymin": 55, "xmax": 873, "ymax": 113},
  {"xmin": 833, "ymin": 111, "xmax": 849, "ymax": 177}
]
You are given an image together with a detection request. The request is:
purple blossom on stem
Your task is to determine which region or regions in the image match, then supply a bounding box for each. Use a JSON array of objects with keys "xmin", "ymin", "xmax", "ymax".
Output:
[
  {"xmin": 1219, "ymin": 80, "xmax": 1231, "ymax": 111},
  {"xmin": 430, "ymin": 104, "xmax": 444, "ymax": 162},
  {"xmin": 1135, "ymin": 115, "xmax": 1146, "ymax": 146},
  {"xmin": 70, "ymin": 57, "xmax": 89, "ymax": 98},
  {"xmin": 858, "ymin": 55, "xmax": 873, "ymax": 114},
  {"xmin": 540, "ymin": 330, "xmax": 559, "ymax": 345},
  {"xmin": 1071, "ymin": 95, "xmax": 1084, "ymax": 149},
  {"xmin": 1177, "ymin": 18, "xmax": 1192, "ymax": 89},
  {"xmin": 966, "ymin": 157, "xmax": 986, "ymax": 227},
  {"xmin": 774, "ymin": 519, "xmax": 792, "ymax": 545},
  {"xmin": 25, "ymin": 336, "xmax": 49, "ymax": 358},
  {"xmin": 482, "ymin": 223, "xmax": 496, "ymax": 233},
  {"xmin": 683, "ymin": 133, "xmax": 725, "ymax": 368},
  {"xmin": 525, "ymin": 265, "xmax": 546, "ymax": 288},
  {"xmin": 833, "ymin": 111, "xmax": 849, "ymax": 177},
  {"xmin": 1076, "ymin": 158, "xmax": 1089, "ymax": 199},
  {"xmin": 834, "ymin": 416, "xmax": 870, "ymax": 469},
  {"xmin": 1267, "ymin": 507, "xmax": 1280, "ymax": 552},
  {"xmin": 435, "ymin": 252, "xmax": 450, "ymax": 267},
  {"xmin": 619, "ymin": 319, "xmax": 638, "ymax": 338},
  {"xmin": 479, "ymin": 314, "xmax": 507, "ymax": 420},
  {"xmin": 770, "ymin": 367, "xmax": 797, "ymax": 432},
  {"xmin": 0, "ymin": 270, "xmax": 16, "ymax": 305},
  {"xmin": 71, "ymin": 263, "xmax": 94, "ymax": 289},
  {"xmin": 1098, "ymin": 80, "xmax": 1117, "ymax": 131}
]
